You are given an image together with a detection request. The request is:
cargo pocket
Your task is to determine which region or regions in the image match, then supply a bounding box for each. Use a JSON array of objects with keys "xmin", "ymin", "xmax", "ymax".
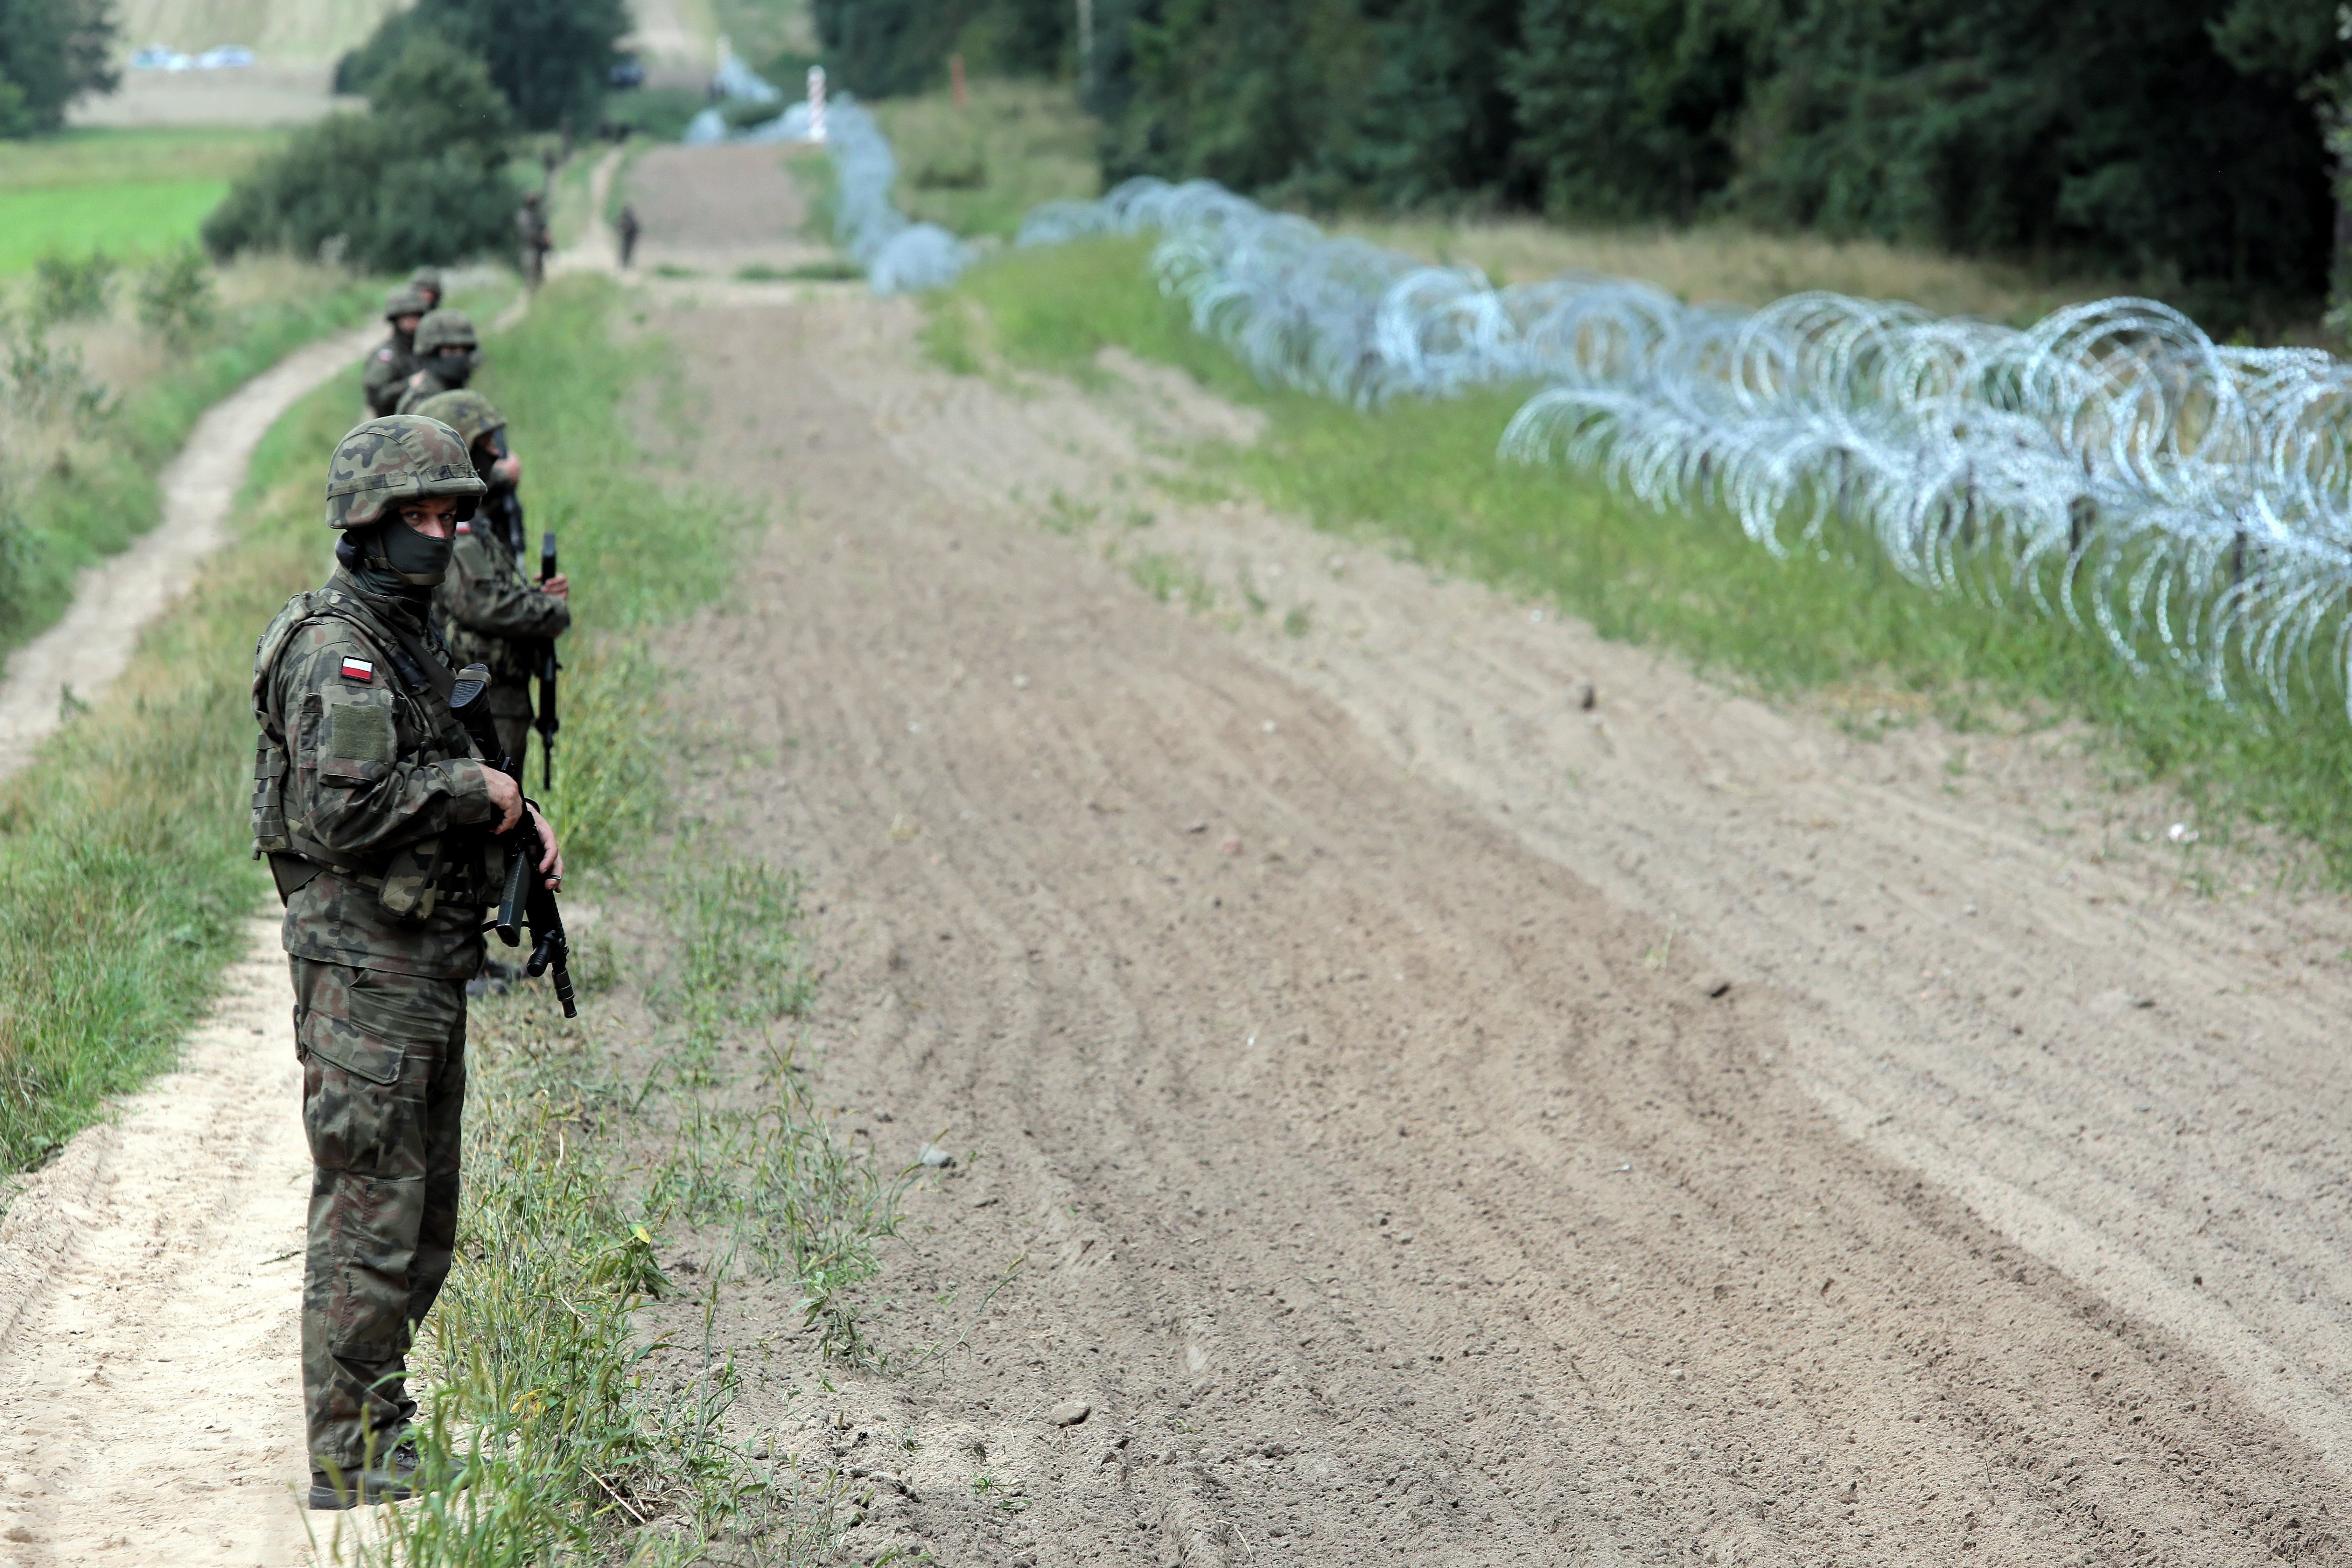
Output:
[{"xmin": 298, "ymin": 1007, "xmax": 404, "ymax": 1086}]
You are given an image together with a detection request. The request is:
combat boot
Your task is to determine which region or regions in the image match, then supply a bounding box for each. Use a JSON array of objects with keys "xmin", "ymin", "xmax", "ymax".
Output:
[{"xmin": 308, "ymin": 1441, "xmax": 422, "ymax": 1510}]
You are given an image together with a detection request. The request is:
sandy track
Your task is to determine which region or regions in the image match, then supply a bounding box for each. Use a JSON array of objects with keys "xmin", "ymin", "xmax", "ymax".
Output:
[
  {"xmin": 0, "ymin": 326, "xmax": 377, "ymax": 784},
  {"xmin": 0, "ymin": 327, "xmax": 373, "ymax": 1564},
  {"xmin": 0, "ymin": 924, "xmax": 314, "ymax": 1566},
  {"xmin": 650, "ymin": 296, "xmax": 2352, "ymax": 1566}
]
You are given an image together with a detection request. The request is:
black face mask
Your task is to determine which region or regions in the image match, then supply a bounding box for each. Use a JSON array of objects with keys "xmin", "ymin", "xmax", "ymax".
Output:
[
  {"xmin": 379, "ymin": 518, "xmax": 456, "ymax": 586},
  {"xmin": 432, "ymin": 349, "xmax": 477, "ymax": 388}
]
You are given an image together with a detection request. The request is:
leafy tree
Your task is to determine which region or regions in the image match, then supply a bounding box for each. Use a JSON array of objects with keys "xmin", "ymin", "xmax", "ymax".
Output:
[
  {"xmin": 1734, "ymin": 0, "xmax": 2332, "ymax": 305},
  {"xmin": 203, "ymin": 36, "xmax": 518, "ymax": 273},
  {"xmin": 336, "ymin": 0, "xmax": 628, "ymax": 132},
  {"xmin": 812, "ymin": 0, "xmax": 1072, "ymax": 97},
  {"xmin": 0, "ymin": 0, "xmax": 118, "ymax": 135},
  {"xmin": 1505, "ymin": 0, "xmax": 1766, "ymax": 221}
]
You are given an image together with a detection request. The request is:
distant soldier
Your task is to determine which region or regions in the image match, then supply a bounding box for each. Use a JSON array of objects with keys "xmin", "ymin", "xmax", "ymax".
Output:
[
  {"xmin": 250, "ymin": 414, "xmax": 562, "ymax": 1507},
  {"xmin": 396, "ymin": 310, "xmax": 481, "ymax": 413},
  {"xmin": 408, "ymin": 266, "xmax": 443, "ymax": 313},
  {"xmin": 361, "ymin": 285, "xmax": 429, "ymax": 419},
  {"xmin": 616, "ymin": 203, "xmax": 641, "ymax": 268},
  {"xmin": 516, "ymin": 192, "xmax": 551, "ymax": 288},
  {"xmin": 412, "ymin": 390, "xmax": 570, "ymax": 772}
]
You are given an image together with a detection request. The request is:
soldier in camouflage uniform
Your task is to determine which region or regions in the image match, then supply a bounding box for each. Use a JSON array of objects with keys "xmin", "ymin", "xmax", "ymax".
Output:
[
  {"xmin": 251, "ymin": 415, "xmax": 563, "ymax": 1509},
  {"xmin": 361, "ymin": 285, "xmax": 430, "ymax": 419},
  {"xmin": 413, "ymin": 389, "xmax": 571, "ymax": 769},
  {"xmin": 395, "ymin": 310, "xmax": 482, "ymax": 414},
  {"xmin": 408, "ymin": 265, "xmax": 443, "ymax": 313}
]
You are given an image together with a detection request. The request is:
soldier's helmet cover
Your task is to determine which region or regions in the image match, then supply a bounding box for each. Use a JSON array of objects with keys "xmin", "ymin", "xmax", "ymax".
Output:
[
  {"xmin": 382, "ymin": 284, "xmax": 431, "ymax": 322},
  {"xmin": 409, "ymin": 265, "xmax": 445, "ymax": 295},
  {"xmin": 411, "ymin": 389, "xmax": 505, "ymax": 447},
  {"xmin": 412, "ymin": 308, "xmax": 479, "ymax": 357},
  {"xmin": 324, "ymin": 416, "xmax": 487, "ymax": 531}
]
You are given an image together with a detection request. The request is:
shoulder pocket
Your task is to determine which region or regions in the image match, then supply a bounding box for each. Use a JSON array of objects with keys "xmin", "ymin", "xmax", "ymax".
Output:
[{"xmin": 321, "ymin": 698, "xmax": 396, "ymax": 784}]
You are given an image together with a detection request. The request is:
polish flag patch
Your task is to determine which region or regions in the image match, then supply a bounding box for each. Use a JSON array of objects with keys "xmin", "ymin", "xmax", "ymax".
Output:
[
  {"xmin": 339, "ymin": 657, "xmax": 375, "ymax": 683},
  {"xmin": 454, "ymin": 519, "xmax": 471, "ymax": 534}
]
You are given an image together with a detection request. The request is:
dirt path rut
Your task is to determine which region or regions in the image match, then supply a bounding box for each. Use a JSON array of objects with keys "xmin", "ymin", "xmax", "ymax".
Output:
[{"xmin": 653, "ymin": 295, "xmax": 2352, "ymax": 1567}]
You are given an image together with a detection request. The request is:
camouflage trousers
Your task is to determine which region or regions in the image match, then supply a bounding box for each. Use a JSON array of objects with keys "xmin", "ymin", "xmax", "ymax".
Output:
[{"xmin": 291, "ymin": 957, "xmax": 469, "ymax": 1472}]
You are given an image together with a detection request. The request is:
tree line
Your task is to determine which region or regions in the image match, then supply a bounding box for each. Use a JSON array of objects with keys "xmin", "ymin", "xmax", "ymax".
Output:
[{"xmin": 812, "ymin": 0, "xmax": 2352, "ymax": 318}]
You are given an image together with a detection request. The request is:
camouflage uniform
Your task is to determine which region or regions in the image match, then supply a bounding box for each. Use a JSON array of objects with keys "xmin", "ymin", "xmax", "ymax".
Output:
[
  {"xmin": 395, "ymin": 310, "xmax": 482, "ymax": 416},
  {"xmin": 252, "ymin": 416, "xmax": 498, "ymax": 1493},
  {"xmin": 414, "ymin": 390, "xmax": 571, "ymax": 766},
  {"xmin": 362, "ymin": 285, "xmax": 431, "ymax": 419}
]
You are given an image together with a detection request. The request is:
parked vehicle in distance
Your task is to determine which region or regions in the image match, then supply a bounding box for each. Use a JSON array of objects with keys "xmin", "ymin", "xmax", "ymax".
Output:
[
  {"xmin": 131, "ymin": 45, "xmax": 193, "ymax": 70},
  {"xmin": 196, "ymin": 45, "xmax": 255, "ymax": 69},
  {"xmin": 609, "ymin": 57, "xmax": 645, "ymax": 88}
]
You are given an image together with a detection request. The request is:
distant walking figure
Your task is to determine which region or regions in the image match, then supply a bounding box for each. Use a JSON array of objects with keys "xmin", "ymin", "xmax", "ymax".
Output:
[
  {"xmin": 616, "ymin": 204, "xmax": 641, "ymax": 269},
  {"xmin": 516, "ymin": 193, "xmax": 551, "ymax": 288}
]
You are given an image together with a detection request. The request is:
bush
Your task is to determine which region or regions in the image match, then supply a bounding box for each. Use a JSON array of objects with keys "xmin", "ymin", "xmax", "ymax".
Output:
[
  {"xmin": 30, "ymin": 249, "xmax": 117, "ymax": 324},
  {"xmin": 134, "ymin": 245, "xmax": 217, "ymax": 349},
  {"xmin": 203, "ymin": 35, "xmax": 518, "ymax": 273}
]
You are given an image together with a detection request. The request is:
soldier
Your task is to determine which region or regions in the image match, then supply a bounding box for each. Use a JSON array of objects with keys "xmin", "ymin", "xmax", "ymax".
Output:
[
  {"xmin": 408, "ymin": 265, "xmax": 443, "ymax": 313},
  {"xmin": 361, "ymin": 285, "xmax": 429, "ymax": 419},
  {"xmin": 412, "ymin": 390, "xmax": 570, "ymax": 772},
  {"xmin": 616, "ymin": 203, "xmax": 641, "ymax": 269},
  {"xmin": 250, "ymin": 414, "xmax": 562, "ymax": 1508},
  {"xmin": 395, "ymin": 310, "xmax": 481, "ymax": 414},
  {"xmin": 517, "ymin": 192, "xmax": 551, "ymax": 288}
]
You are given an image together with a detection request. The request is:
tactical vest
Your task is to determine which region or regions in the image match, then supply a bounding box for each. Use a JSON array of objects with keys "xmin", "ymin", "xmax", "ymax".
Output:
[{"xmin": 251, "ymin": 586, "xmax": 491, "ymax": 920}]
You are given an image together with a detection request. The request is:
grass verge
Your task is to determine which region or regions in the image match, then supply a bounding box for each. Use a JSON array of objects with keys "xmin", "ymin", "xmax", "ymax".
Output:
[
  {"xmin": 871, "ymin": 78, "xmax": 1099, "ymax": 240},
  {"xmin": 1, "ymin": 271, "xmax": 384, "ymax": 657},
  {"xmin": 937, "ymin": 236, "xmax": 2352, "ymax": 884}
]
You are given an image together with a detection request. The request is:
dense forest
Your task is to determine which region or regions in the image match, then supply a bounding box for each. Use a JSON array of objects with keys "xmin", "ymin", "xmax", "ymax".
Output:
[{"xmin": 809, "ymin": 0, "xmax": 2352, "ymax": 313}]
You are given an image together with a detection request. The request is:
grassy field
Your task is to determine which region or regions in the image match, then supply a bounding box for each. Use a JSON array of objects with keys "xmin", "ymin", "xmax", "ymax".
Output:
[
  {"xmin": 107, "ymin": 0, "xmax": 405, "ymax": 61},
  {"xmin": 0, "ymin": 128, "xmax": 287, "ymax": 275},
  {"xmin": 872, "ymin": 78, "xmax": 1098, "ymax": 240},
  {"xmin": 933, "ymin": 235, "xmax": 2352, "ymax": 886},
  {"xmin": 1342, "ymin": 215, "xmax": 2141, "ymax": 326}
]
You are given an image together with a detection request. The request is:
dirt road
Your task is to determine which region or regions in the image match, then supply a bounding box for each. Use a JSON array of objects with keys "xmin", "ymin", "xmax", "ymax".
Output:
[
  {"xmin": 0, "ymin": 329, "xmax": 373, "ymax": 1563},
  {"xmin": 652, "ymin": 293, "xmax": 2352, "ymax": 1566}
]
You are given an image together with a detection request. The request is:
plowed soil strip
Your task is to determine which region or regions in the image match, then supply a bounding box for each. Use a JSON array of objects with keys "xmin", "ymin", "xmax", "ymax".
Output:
[{"xmin": 654, "ymin": 295, "xmax": 2352, "ymax": 1567}]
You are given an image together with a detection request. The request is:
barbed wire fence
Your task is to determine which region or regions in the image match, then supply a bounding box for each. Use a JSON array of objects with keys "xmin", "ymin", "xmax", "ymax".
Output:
[{"xmin": 689, "ymin": 77, "xmax": 2352, "ymax": 727}]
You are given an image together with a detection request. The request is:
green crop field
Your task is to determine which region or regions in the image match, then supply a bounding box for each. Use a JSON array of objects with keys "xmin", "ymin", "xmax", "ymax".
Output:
[{"xmin": 0, "ymin": 127, "xmax": 285, "ymax": 274}]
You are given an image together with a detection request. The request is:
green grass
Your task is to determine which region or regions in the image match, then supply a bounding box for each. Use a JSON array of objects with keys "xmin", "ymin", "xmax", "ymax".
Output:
[
  {"xmin": 871, "ymin": 78, "xmax": 1099, "ymax": 240},
  {"xmin": 0, "ymin": 183, "xmax": 232, "ymax": 275},
  {"xmin": 0, "ymin": 127, "xmax": 288, "ymax": 276},
  {"xmin": 939, "ymin": 236, "xmax": 2352, "ymax": 883}
]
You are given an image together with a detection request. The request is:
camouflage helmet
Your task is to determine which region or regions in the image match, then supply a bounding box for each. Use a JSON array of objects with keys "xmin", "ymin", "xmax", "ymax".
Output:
[
  {"xmin": 409, "ymin": 265, "xmax": 445, "ymax": 296},
  {"xmin": 324, "ymin": 416, "xmax": 486, "ymax": 531},
  {"xmin": 412, "ymin": 308, "xmax": 478, "ymax": 357},
  {"xmin": 382, "ymin": 284, "xmax": 430, "ymax": 322},
  {"xmin": 411, "ymin": 389, "xmax": 505, "ymax": 446}
]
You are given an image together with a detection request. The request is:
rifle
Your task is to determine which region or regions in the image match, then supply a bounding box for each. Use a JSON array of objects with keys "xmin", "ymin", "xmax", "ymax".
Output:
[
  {"xmin": 449, "ymin": 660, "xmax": 578, "ymax": 1018},
  {"xmin": 534, "ymin": 531, "xmax": 561, "ymax": 791}
]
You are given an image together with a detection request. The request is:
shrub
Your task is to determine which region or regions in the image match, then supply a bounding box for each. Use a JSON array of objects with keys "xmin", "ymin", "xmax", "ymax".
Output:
[
  {"xmin": 30, "ymin": 250, "xmax": 117, "ymax": 324},
  {"xmin": 134, "ymin": 245, "xmax": 217, "ymax": 350},
  {"xmin": 202, "ymin": 34, "xmax": 518, "ymax": 273}
]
